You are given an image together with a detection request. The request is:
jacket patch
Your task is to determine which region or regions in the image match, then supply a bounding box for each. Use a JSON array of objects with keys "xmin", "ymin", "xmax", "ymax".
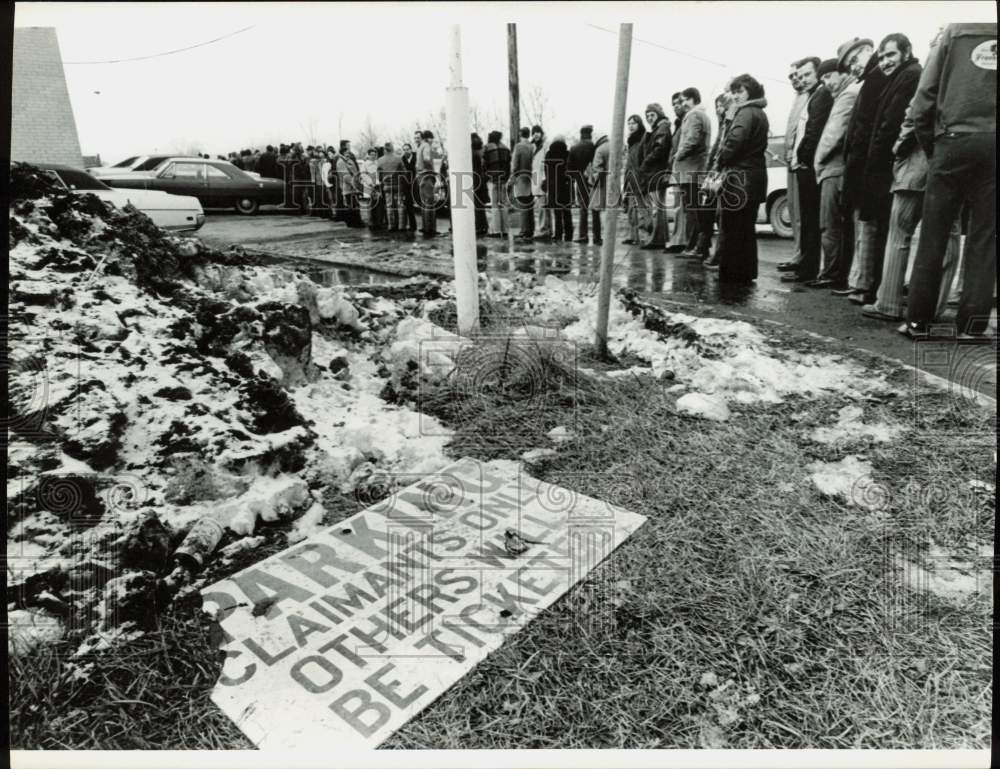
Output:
[{"xmin": 970, "ymin": 40, "xmax": 997, "ymax": 70}]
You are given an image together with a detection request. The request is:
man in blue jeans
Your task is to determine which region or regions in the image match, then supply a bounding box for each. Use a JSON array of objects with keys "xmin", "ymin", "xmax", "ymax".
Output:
[{"xmin": 902, "ymin": 23, "xmax": 997, "ymax": 339}]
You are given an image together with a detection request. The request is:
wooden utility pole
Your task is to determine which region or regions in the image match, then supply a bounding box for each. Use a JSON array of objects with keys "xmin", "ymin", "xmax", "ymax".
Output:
[
  {"xmin": 594, "ymin": 24, "xmax": 633, "ymax": 359},
  {"xmin": 445, "ymin": 25, "xmax": 480, "ymax": 335},
  {"xmin": 507, "ymin": 24, "xmax": 520, "ymax": 152},
  {"xmin": 507, "ymin": 24, "xmax": 520, "ymax": 255}
]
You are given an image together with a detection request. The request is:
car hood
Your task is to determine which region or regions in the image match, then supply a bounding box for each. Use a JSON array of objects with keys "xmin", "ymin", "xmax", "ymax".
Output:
[{"xmin": 90, "ymin": 188, "xmax": 203, "ymax": 211}]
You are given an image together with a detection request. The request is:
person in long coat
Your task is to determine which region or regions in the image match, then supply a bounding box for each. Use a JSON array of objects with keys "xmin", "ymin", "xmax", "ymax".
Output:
[
  {"xmin": 623, "ymin": 114, "xmax": 648, "ymax": 244},
  {"xmin": 470, "ymin": 133, "xmax": 490, "ymax": 236},
  {"xmin": 638, "ymin": 103, "xmax": 673, "ymax": 249},
  {"xmin": 588, "ymin": 132, "xmax": 611, "ymax": 246},
  {"xmin": 699, "ymin": 93, "xmax": 734, "ymax": 264},
  {"xmin": 509, "ymin": 127, "xmax": 535, "ymax": 240},
  {"xmin": 853, "ymin": 35, "xmax": 922, "ymax": 302},
  {"xmin": 336, "ymin": 141, "xmax": 363, "ymax": 227},
  {"xmin": 544, "ymin": 136, "xmax": 573, "ymax": 242},
  {"xmin": 416, "ymin": 131, "xmax": 438, "ymax": 237},
  {"xmin": 714, "ymin": 74, "xmax": 769, "ymax": 284}
]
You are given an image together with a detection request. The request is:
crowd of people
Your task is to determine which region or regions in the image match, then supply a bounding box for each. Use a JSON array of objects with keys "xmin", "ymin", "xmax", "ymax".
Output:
[{"xmin": 208, "ymin": 23, "xmax": 993, "ymax": 339}]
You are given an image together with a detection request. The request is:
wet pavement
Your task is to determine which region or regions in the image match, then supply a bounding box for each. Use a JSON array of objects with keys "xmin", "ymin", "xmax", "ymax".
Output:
[{"xmin": 198, "ymin": 210, "xmax": 997, "ymax": 399}]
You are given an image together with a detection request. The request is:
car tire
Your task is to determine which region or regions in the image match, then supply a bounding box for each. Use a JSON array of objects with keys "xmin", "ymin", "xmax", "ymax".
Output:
[
  {"xmin": 235, "ymin": 197, "xmax": 259, "ymax": 215},
  {"xmin": 768, "ymin": 193, "xmax": 793, "ymax": 238}
]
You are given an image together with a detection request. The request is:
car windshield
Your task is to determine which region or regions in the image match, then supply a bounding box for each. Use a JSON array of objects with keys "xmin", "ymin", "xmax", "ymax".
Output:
[
  {"xmin": 133, "ymin": 156, "xmax": 172, "ymax": 171},
  {"xmin": 48, "ymin": 169, "xmax": 111, "ymax": 191}
]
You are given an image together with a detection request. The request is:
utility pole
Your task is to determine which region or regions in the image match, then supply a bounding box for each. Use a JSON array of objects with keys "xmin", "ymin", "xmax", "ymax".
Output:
[
  {"xmin": 507, "ymin": 24, "xmax": 520, "ymax": 255},
  {"xmin": 594, "ymin": 24, "xmax": 633, "ymax": 359},
  {"xmin": 507, "ymin": 24, "xmax": 520, "ymax": 155},
  {"xmin": 445, "ymin": 25, "xmax": 480, "ymax": 335}
]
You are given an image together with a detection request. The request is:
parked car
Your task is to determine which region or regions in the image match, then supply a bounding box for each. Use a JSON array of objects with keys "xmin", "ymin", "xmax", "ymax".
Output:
[
  {"xmin": 88, "ymin": 154, "xmax": 185, "ymax": 178},
  {"xmin": 103, "ymin": 157, "xmax": 286, "ymax": 214},
  {"xmin": 664, "ymin": 135, "xmax": 792, "ymax": 238},
  {"xmin": 29, "ymin": 162, "xmax": 205, "ymax": 232}
]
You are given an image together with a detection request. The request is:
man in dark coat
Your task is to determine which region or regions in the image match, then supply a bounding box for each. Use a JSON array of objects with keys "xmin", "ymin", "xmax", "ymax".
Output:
[
  {"xmin": 904, "ymin": 22, "xmax": 997, "ymax": 338},
  {"xmin": 836, "ymin": 36, "xmax": 889, "ymax": 298},
  {"xmin": 848, "ymin": 34, "xmax": 922, "ymax": 304},
  {"xmin": 568, "ymin": 125, "xmax": 597, "ymax": 243},
  {"xmin": 783, "ymin": 57, "xmax": 834, "ymax": 284},
  {"xmin": 399, "ymin": 143, "xmax": 418, "ymax": 231},
  {"xmin": 638, "ymin": 103, "xmax": 673, "ymax": 249},
  {"xmin": 544, "ymin": 137, "xmax": 573, "ymax": 241},
  {"xmin": 484, "ymin": 131, "xmax": 511, "ymax": 237},
  {"xmin": 258, "ymin": 145, "xmax": 279, "ymax": 179}
]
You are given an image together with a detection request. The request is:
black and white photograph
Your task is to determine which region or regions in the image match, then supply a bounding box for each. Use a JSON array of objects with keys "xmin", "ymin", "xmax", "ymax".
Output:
[{"xmin": 5, "ymin": 2, "xmax": 996, "ymax": 767}]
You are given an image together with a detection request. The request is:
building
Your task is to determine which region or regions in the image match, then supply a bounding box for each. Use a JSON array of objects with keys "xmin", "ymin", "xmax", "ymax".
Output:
[{"xmin": 10, "ymin": 27, "xmax": 84, "ymax": 167}]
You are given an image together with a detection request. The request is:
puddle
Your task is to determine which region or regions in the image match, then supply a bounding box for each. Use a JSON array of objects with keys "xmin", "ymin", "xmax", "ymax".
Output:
[{"xmin": 305, "ymin": 266, "xmax": 408, "ymax": 286}]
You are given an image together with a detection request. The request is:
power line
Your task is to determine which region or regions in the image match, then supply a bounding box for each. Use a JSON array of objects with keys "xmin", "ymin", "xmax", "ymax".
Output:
[
  {"xmin": 585, "ymin": 23, "xmax": 787, "ymax": 85},
  {"xmin": 65, "ymin": 25, "xmax": 255, "ymax": 64}
]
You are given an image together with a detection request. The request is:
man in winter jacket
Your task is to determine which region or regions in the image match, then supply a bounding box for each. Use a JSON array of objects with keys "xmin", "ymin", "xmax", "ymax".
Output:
[
  {"xmin": 376, "ymin": 142, "xmax": 404, "ymax": 231},
  {"xmin": 530, "ymin": 125, "xmax": 551, "ymax": 239},
  {"xmin": 844, "ymin": 33, "xmax": 923, "ymax": 305},
  {"xmin": 904, "ymin": 22, "xmax": 996, "ymax": 338},
  {"xmin": 510, "ymin": 127, "xmax": 535, "ymax": 240},
  {"xmin": 779, "ymin": 64, "xmax": 809, "ymax": 271},
  {"xmin": 638, "ymin": 103, "xmax": 673, "ymax": 249},
  {"xmin": 811, "ymin": 59, "xmax": 860, "ymax": 289},
  {"xmin": 484, "ymin": 131, "xmax": 511, "ymax": 237},
  {"xmin": 568, "ymin": 125, "xmax": 597, "ymax": 243},
  {"xmin": 783, "ymin": 57, "xmax": 833, "ymax": 284},
  {"xmin": 836, "ymin": 36, "xmax": 889, "ymax": 299},
  {"xmin": 674, "ymin": 87, "xmax": 713, "ymax": 257}
]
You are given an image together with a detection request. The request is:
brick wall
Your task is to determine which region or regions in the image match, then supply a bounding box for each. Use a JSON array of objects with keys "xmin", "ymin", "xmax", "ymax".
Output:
[{"xmin": 10, "ymin": 27, "xmax": 84, "ymax": 168}]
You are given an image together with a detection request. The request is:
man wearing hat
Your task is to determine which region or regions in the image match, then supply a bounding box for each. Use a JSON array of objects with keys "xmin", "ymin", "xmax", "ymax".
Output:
[
  {"xmin": 811, "ymin": 58, "xmax": 861, "ymax": 289},
  {"xmin": 782, "ymin": 56, "xmax": 833, "ymax": 285},
  {"xmin": 836, "ymin": 36, "xmax": 889, "ymax": 299},
  {"xmin": 903, "ymin": 21, "xmax": 997, "ymax": 338},
  {"xmin": 568, "ymin": 125, "xmax": 598, "ymax": 243}
]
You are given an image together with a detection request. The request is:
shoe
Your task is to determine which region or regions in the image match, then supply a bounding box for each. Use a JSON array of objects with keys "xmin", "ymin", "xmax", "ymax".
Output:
[
  {"xmin": 957, "ymin": 331, "xmax": 994, "ymax": 342},
  {"xmin": 780, "ymin": 273, "xmax": 806, "ymax": 283},
  {"xmin": 622, "ymin": 238, "xmax": 635, "ymax": 245},
  {"xmin": 593, "ymin": 238, "xmax": 603, "ymax": 245},
  {"xmin": 831, "ymin": 287, "xmax": 856, "ymax": 296},
  {"xmin": 862, "ymin": 304, "xmax": 903, "ymax": 322},
  {"xmin": 848, "ymin": 292, "xmax": 872, "ymax": 305},
  {"xmin": 777, "ymin": 261, "xmax": 800, "ymax": 272},
  {"xmin": 639, "ymin": 242, "xmax": 662, "ymax": 250},
  {"xmin": 678, "ymin": 249, "xmax": 702, "ymax": 258},
  {"xmin": 805, "ymin": 278, "xmax": 835, "ymax": 288},
  {"xmin": 897, "ymin": 321, "xmax": 932, "ymax": 339}
]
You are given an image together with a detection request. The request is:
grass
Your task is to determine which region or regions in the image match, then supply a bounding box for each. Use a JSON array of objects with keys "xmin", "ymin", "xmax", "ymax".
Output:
[{"xmin": 8, "ymin": 298, "xmax": 994, "ymax": 750}]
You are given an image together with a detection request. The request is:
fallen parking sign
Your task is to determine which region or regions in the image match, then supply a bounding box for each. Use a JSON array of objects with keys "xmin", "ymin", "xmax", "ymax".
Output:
[{"xmin": 201, "ymin": 457, "xmax": 647, "ymax": 749}]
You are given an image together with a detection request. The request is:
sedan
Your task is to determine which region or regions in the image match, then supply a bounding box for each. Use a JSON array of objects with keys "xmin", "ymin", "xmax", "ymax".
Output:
[
  {"xmin": 88, "ymin": 154, "xmax": 183, "ymax": 178},
  {"xmin": 31, "ymin": 163, "xmax": 205, "ymax": 232},
  {"xmin": 104, "ymin": 157, "xmax": 285, "ymax": 215}
]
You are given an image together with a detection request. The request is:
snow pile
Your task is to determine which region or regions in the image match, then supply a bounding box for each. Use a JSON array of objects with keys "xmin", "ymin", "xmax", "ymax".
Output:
[
  {"xmin": 810, "ymin": 405, "xmax": 904, "ymax": 446},
  {"xmin": 676, "ymin": 392, "xmax": 732, "ymax": 422},
  {"xmin": 6, "ymin": 164, "xmax": 455, "ymax": 649},
  {"xmin": 807, "ymin": 455, "xmax": 885, "ymax": 509},
  {"xmin": 486, "ymin": 276, "xmax": 899, "ymax": 406}
]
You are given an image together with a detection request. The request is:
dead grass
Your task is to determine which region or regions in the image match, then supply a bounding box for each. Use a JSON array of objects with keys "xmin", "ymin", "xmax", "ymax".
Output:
[{"xmin": 8, "ymin": 307, "xmax": 994, "ymax": 750}]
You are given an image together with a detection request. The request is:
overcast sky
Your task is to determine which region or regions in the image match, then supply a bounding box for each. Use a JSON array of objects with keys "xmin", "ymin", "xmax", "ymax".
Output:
[{"xmin": 14, "ymin": 1, "xmax": 998, "ymax": 162}]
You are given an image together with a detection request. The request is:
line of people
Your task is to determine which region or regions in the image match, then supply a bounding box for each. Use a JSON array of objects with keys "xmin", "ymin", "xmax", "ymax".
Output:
[{"xmin": 778, "ymin": 24, "xmax": 996, "ymax": 339}]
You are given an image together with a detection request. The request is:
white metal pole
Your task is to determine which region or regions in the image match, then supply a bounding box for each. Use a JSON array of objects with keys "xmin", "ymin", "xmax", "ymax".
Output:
[
  {"xmin": 445, "ymin": 25, "xmax": 480, "ymax": 335},
  {"xmin": 595, "ymin": 24, "xmax": 632, "ymax": 358}
]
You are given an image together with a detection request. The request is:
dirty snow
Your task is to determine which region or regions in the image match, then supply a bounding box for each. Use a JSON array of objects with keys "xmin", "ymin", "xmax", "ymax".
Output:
[
  {"xmin": 807, "ymin": 455, "xmax": 882, "ymax": 509},
  {"xmin": 811, "ymin": 405, "xmax": 903, "ymax": 446},
  {"xmin": 676, "ymin": 392, "xmax": 732, "ymax": 422}
]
